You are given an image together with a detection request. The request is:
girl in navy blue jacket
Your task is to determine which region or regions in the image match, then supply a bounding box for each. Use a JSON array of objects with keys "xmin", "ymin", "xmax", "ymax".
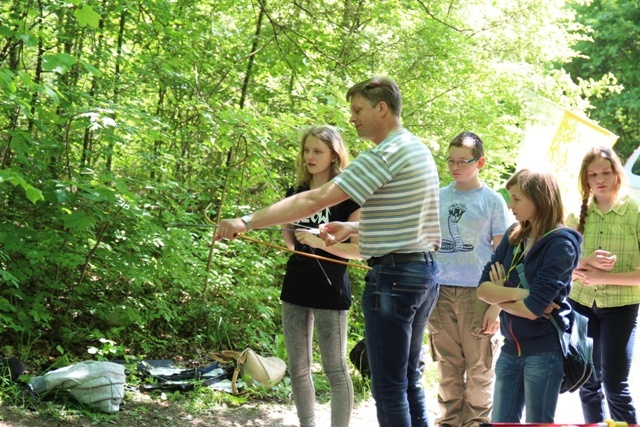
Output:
[{"xmin": 477, "ymin": 169, "xmax": 582, "ymax": 423}]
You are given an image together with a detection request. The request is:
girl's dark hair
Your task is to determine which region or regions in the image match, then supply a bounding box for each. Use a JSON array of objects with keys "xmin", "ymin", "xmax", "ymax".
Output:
[
  {"xmin": 576, "ymin": 146, "xmax": 626, "ymax": 234},
  {"xmin": 506, "ymin": 169, "xmax": 565, "ymax": 246}
]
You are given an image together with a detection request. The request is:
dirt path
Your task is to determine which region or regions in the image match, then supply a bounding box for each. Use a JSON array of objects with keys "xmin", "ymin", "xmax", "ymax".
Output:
[
  {"xmin": 1, "ymin": 381, "xmax": 631, "ymax": 427},
  {"xmin": 206, "ymin": 360, "xmax": 638, "ymax": 426}
]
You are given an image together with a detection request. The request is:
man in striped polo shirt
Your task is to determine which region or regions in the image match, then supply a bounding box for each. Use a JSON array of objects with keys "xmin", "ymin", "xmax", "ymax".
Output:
[{"xmin": 216, "ymin": 77, "xmax": 441, "ymax": 427}]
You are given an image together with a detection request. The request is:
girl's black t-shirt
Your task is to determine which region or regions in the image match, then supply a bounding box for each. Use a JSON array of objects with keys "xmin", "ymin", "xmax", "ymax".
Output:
[{"xmin": 280, "ymin": 185, "xmax": 360, "ymax": 310}]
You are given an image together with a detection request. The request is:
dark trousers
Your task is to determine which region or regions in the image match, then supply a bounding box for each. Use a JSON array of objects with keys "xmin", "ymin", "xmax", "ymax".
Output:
[{"xmin": 570, "ymin": 299, "xmax": 639, "ymax": 423}]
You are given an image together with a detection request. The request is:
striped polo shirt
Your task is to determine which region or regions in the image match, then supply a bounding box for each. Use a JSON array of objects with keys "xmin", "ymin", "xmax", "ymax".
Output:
[{"xmin": 332, "ymin": 128, "xmax": 441, "ymax": 259}]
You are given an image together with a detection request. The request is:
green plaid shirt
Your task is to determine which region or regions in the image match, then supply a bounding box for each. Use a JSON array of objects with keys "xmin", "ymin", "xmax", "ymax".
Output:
[{"xmin": 570, "ymin": 195, "xmax": 640, "ymax": 308}]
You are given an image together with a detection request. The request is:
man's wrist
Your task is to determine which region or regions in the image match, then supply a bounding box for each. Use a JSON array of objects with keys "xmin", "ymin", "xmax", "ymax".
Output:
[{"xmin": 241, "ymin": 214, "xmax": 253, "ymax": 232}]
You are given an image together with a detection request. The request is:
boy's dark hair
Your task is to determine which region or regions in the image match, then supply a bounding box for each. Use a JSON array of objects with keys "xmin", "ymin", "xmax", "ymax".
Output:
[
  {"xmin": 346, "ymin": 77, "xmax": 402, "ymax": 117},
  {"xmin": 449, "ymin": 131, "xmax": 484, "ymax": 159}
]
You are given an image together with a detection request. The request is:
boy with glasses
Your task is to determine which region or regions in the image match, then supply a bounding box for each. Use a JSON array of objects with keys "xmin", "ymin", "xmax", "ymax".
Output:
[{"xmin": 428, "ymin": 131, "xmax": 511, "ymax": 427}]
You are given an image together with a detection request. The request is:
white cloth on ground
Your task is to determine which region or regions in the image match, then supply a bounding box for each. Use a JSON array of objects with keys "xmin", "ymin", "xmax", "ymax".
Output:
[{"xmin": 30, "ymin": 360, "xmax": 125, "ymax": 413}]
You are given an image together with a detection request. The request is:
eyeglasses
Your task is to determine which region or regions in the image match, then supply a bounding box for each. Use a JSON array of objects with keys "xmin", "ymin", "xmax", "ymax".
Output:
[{"xmin": 446, "ymin": 158, "xmax": 478, "ymax": 168}]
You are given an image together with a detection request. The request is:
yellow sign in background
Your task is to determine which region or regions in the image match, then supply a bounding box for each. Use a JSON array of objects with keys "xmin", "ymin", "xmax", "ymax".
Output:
[{"xmin": 517, "ymin": 94, "xmax": 618, "ymax": 217}]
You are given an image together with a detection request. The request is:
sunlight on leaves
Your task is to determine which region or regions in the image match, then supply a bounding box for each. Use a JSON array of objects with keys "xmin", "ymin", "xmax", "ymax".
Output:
[
  {"xmin": 74, "ymin": 5, "xmax": 101, "ymax": 28},
  {"xmin": 42, "ymin": 53, "xmax": 77, "ymax": 74}
]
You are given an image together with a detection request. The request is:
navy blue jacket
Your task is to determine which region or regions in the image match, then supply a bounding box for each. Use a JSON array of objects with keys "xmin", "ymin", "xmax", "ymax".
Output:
[{"xmin": 479, "ymin": 226, "xmax": 582, "ymax": 356}]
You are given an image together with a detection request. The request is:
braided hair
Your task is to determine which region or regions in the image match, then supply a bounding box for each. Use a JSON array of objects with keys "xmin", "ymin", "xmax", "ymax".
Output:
[{"xmin": 576, "ymin": 146, "xmax": 627, "ymax": 234}]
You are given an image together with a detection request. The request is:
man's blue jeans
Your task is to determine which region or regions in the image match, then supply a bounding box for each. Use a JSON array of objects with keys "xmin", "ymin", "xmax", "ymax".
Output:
[
  {"xmin": 491, "ymin": 350, "xmax": 563, "ymax": 423},
  {"xmin": 363, "ymin": 258, "xmax": 440, "ymax": 427}
]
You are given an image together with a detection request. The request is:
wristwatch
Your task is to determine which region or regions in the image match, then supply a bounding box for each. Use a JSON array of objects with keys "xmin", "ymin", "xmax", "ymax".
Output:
[{"xmin": 240, "ymin": 214, "xmax": 253, "ymax": 232}]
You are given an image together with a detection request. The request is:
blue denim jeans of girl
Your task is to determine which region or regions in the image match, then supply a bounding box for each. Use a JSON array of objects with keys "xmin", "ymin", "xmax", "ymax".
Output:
[
  {"xmin": 570, "ymin": 300, "xmax": 638, "ymax": 423},
  {"xmin": 492, "ymin": 350, "xmax": 563, "ymax": 423},
  {"xmin": 363, "ymin": 258, "xmax": 440, "ymax": 427}
]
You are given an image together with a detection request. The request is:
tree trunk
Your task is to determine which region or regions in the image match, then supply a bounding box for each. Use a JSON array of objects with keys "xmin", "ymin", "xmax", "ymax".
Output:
[{"xmin": 239, "ymin": 1, "xmax": 266, "ymax": 109}]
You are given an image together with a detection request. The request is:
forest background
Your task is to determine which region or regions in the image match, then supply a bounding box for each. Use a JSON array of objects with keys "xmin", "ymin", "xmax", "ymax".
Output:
[{"xmin": 1, "ymin": 0, "xmax": 639, "ymax": 421}]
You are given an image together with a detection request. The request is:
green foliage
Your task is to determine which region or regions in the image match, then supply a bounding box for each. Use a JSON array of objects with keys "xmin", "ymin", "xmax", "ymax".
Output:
[
  {"xmin": 565, "ymin": 0, "xmax": 640, "ymax": 159},
  {"xmin": 0, "ymin": 169, "xmax": 43, "ymax": 204}
]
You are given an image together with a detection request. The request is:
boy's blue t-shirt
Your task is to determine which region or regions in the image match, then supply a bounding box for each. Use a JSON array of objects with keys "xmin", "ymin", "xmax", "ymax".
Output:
[{"xmin": 437, "ymin": 183, "xmax": 511, "ymax": 287}]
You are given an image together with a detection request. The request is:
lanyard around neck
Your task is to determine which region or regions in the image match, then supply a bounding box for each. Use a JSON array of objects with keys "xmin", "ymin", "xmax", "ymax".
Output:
[
  {"xmin": 507, "ymin": 243, "xmax": 525, "ymax": 278},
  {"xmin": 507, "ymin": 227, "xmax": 562, "ymax": 285}
]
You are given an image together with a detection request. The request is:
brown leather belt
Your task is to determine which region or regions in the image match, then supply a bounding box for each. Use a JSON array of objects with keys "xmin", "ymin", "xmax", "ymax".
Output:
[{"xmin": 366, "ymin": 252, "xmax": 433, "ymax": 267}]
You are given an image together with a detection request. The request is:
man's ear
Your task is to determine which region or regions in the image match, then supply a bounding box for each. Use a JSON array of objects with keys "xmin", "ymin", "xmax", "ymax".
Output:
[{"xmin": 377, "ymin": 101, "xmax": 388, "ymax": 116}]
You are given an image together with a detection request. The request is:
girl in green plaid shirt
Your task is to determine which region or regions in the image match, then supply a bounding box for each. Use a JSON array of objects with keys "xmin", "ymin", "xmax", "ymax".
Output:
[{"xmin": 570, "ymin": 146, "xmax": 640, "ymax": 424}]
